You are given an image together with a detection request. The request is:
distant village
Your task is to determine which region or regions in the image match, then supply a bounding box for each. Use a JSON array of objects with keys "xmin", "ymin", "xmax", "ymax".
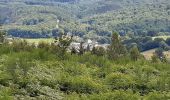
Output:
[
  {"xmin": 70, "ymin": 37, "xmax": 109, "ymax": 51},
  {"xmin": 1, "ymin": 32, "xmax": 110, "ymax": 53}
]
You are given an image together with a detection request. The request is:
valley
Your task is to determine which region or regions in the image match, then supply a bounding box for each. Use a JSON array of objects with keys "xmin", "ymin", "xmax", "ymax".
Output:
[{"xmin": 0, "ymin": 0, "xmax": 170, "ymax": 99}]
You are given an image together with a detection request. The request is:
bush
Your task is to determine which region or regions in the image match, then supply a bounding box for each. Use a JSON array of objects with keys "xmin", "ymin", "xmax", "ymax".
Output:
[
  {"xmin": 4, "ymin": 52, "xmax": 34, "ymax": 87},
  {"xmin": 88, "ymin": 90, "xmax": 140, "ymax": 100},
  {"xmin": 106, "ymin": 73, "xmax": 134, "ymax": 90},
  {"xmin": 37, "ymin": 41, "xmax": 51, "ymax": 51},
  {"xmin": 0, "ymin": 44, "xmax": 12, "ymax": 55},
  {"xmin": 0, "ymin": 87, "xmax": 13, "ymax": 100},
  {"xmin": 91, "ymin": 46, "xmax": 106, "ymax": 56},
  {"xmin": 11, "ymin": 40, "xmax": 34, "ymax": 52},
  {"xmin": 31, "ymin": 49, "xmax": 55, "ymax": 61},
  {"xmin": 145, "ymin": 92, "xmax": 170, "ymax": 100},
  {"xmin": 65, "ymin": 90, "xmax": 140, "ymax": 100},
  {"xmin": 59, "ymin": 76, "xmax": 104, "ymax": 94},
  {"xmin": 76, "ymin": 53, "xmax": 111, "ymax": 67}
]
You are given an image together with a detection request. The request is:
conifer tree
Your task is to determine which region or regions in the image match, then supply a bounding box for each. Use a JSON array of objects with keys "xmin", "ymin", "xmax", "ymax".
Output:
[
  {"xmin": 130, "ymin": 46, "xmax": 141, "ymax": 61},
  {"xmin": 107, "ymin": 32, "xmax": 127, "ymax": 60}
]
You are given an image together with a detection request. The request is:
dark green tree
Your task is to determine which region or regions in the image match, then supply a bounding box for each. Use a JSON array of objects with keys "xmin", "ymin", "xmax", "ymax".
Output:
[
  {"xmin": 159, "ymin": 41, "xmax": 170, "ymax": 51},
  {"xmin": 0, "ymin": 31, "xmax": 6, "ymax": 44},
  {"xmin": 151, "ymin": 54, "xmax": 161, "ymax": 63},
  {"xmin": 71, "ymin": 47, "xmax": 77, "ymax": 55},
  {"xmin": 79, "ymin": 42, "xmax": 84, "ymax": 55},
  {"xmin": 91, "ymin": 46, "xmax": 96, "ymax": 55},
  {"xmin": 155, "ymin": 48, "xmax": 167, "ymax": 63},
  {"xmin": 91, "ymin": 46, "xmax": 106, "ymax": 56},
  {"xmin": 107, "ymin": 32, "xmax": 127, "ymax": 60},
  {"xmin": 130, "ymin": 46, "xmax": 141, "ymax": 61},
  {"xmin": 86, "ymin": 44, "xmax": 90, "ymax": 52},
  {"xmin": 166, "ymin": 38, "xmax": 170, "ymax": 46}
]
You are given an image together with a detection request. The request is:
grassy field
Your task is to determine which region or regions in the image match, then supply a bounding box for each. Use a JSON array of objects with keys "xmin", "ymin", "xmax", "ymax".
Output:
[
  {"xmin": 141, "ymin": 49, "xmax": 170, "ymax": 60},
  {"xmin": 24, "ymin": 38, "xmax": 55, "ymax": 44}
]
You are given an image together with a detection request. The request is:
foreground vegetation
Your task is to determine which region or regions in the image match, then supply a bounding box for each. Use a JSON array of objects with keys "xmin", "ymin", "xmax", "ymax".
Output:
[{"xmin": 0, "ymin": 31, "xmax": 170, "ymax": 100}]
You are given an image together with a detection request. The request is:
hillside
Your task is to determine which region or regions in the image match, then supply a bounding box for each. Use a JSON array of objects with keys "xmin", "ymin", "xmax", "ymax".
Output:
[
  {"xmin": 1, "ymin": 1, "xmax": 170, "ymax": 100},
  {"xmin": 1, "ymin": 0, "xmax": 170, "ymax": 39},
  {"xmin": 0, "ymin": 35, "xmax": 170, "ymax": 99}
]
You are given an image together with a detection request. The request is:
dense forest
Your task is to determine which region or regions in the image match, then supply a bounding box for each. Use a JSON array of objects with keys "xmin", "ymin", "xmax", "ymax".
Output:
[
  {"xmin": 0, "ymin": 31, "xmax": 170, "ymax": 99},
  {"xmin": 1, "ymin": 0, "xmax": 170, "ymax": 40}
]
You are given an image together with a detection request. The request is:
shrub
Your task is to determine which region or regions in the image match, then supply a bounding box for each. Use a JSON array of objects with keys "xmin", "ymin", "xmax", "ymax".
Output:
[
  {"xmin": 106, "ymin": 73, "xmax": 134, "ymax": 90},
  {"xmin": 59, "ymin": 76, "xmax": 104, "ymax": 94},
  {"xmin": 0, "ymin": 44, "xmax": 12, "ymax": 55},
  {"xmin": 130, "ymin": 46, "xmax": 141, "ymax": 61},
  {"xmin": 76, "ymin": 53, "xmax": 111, "ymax": 67},
  {"xmin": 4, "ymin": 52, "xmax": 34, "ymax": 87},
  {"xmin": 88, "ymin": 90, "xmax": 140, "ymax": 100},
  {"xmin": 91, "ymin": 46, "xmax": 106, "ymax": 56},
  {"xmin": 0, "ymin": 87, "xmax": 13, "ymax": 100},
  {"xmin": 145, "ymin": 92, "xmax": 170, "ymax": 100},
  {"xmin": 151, "ymin": 54, "xmax": 161, "ymax": 63},
  {"xmin": 37, "ymin": 41, "xmax": 50, "ymax": 51},
  {"xmin": 11, "ymin": 40, "xmax": 33, "ymax": 52},
  {"xmin": 31, "ymin": 48, "xmax": 55, "ymax": 61}
]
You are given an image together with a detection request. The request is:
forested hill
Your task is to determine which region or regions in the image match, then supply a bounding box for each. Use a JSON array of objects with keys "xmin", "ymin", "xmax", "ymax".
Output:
[{"xmin": 1, "ymin": 0, "xmax": 170, "ymax": 39}]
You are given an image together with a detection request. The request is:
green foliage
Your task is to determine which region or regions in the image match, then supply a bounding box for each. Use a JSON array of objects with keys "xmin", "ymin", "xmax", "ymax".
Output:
[
  {"xmin": 37, "ymin": 41, "xmax": 51, "ymax": 50},
  {"xmin": 74, "ymin": 53, "xmax": 111, "ymax": 67},
  {"xmin": 55, "ymin": 33, "xmax": 73, "ymax": 59},
  {"xmin": 79, "ymin": 42, "xmax": 84, "ymax": 55},
  {"xmin": 0, "ymin": 38, "xmax": 169, "ymax": 99},
  {"xmin": 65, "ymin": 90, "xmax": 140, "ymax": 100},
  {"xmin": 159, "ymin": 41, "xmax": 170, "ymax": 51},
  {"xmin": 130, "ymin": 46, "xmax": 141, "ymax": 61},
  {"xmin": 155, "ymin": 48, "xmax": 168, "ymax": 62},
  {"xmin": 4, "ymin": 52, "xmax": 34, "ymax": 86},
  {"xmin": 88, "ymin": 90, "xmax": 140, "ymax": 100},
  {"xmin": 145, "ymin": 92, "xmax": 170, "ymax": 100},
  {"xmin": 0, "ymin": 31, "xmax": 6, "ymax": 43},
  {"xmin": 106, "ymin": 73, "xmax": 134, "ymax": 90},
  {"xmin": 0, "ymin": 87, "xmax": 13, "ymax": 100},
  {"xmin": 59, "ymin": 76, "xmax": 103, "ymax": 94},
  {"xmin": 11, "ymin": 40, "xmax": 34, "ymax": 52},
  {"xmin": 1, "ymin": 0, "xmax": 170, "ymax": 39},
  {"xmin": 0, "ymin": 44, "xmax": 12, "ymax": 55},
  {"xmin": 107, "ymin": 32, "xmax": 127, "ymax": 60},
  {"xmin": 151, "ymin": 54, "xmax": 161, "ymax": 63},
  {"xmin": 91, "ymin": 46, "xmax": 106, "ymax": 56}
]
